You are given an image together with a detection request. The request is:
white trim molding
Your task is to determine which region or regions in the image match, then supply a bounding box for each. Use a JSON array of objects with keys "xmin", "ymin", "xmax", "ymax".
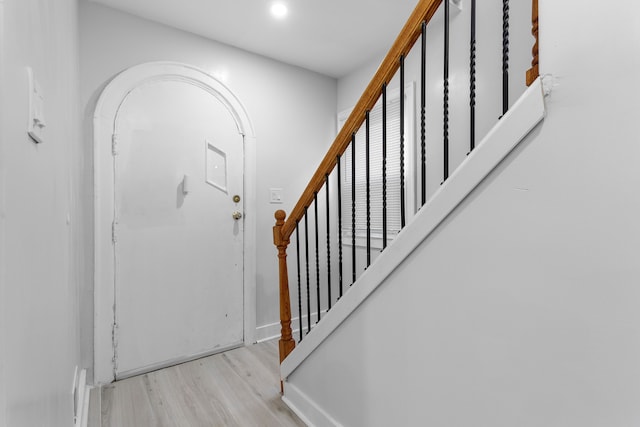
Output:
[
  {"xmin": 283, "ymin": 382, "xmax": 344, "ymax": 427},
  {"xmin": 93, "ymin": 61, "xmax": 257, "ymax": 384},
  {"xmin": 282, "ymin": 77, "xmax": 546, "ymax": 380},
  {"xmin": 115, "ymin": 343, "xmax": 243, "ymax": 381}
]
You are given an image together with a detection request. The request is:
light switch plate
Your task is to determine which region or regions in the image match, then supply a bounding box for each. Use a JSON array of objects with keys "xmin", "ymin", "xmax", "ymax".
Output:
[
  {"xmin": 27, "ymin": 67, "xmax": 45, "ymax": 144},
  {"xmin": 269, "ymin": 188, "xmax": 283, "ymax": 204}
]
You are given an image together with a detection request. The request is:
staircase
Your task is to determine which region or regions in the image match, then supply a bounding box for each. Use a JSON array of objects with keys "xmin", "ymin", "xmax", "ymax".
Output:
[{"xmin": 273, "ymin": 0, "xmax": 543, "ymax": 425}]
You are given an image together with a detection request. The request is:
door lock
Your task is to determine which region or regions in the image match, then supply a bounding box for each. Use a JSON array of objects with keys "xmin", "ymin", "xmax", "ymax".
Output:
[
  {"xmin": 232, "ymin": 211, "xmax": 242, "ymax": 220},
  {"xmin": 232, "ymin": 195, "xmax": 241, "ymax": 203}
]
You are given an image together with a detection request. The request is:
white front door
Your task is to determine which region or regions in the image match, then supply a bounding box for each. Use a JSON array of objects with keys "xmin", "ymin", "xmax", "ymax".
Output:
[{"xmin": 113, "ymin": 79, "xmax": 244, "ymax": 379}]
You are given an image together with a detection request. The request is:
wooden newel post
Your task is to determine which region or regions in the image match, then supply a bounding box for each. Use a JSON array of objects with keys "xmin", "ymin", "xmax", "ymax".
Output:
[
  {"xmin": 273, "ymin": 210, "xmax": 295, "ymax": 392},
  {"xmin": 526, "ymin": 0, "xmax": 539, "ymax": 86}
]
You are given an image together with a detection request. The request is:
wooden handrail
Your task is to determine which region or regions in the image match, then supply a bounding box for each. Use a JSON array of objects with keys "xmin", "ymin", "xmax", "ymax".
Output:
[
  {"xmin": 280, "ymin": 0, "xmax": 443, "ymax": 241},
  {"xmin": 526, "ymin": 0, "xmax": 539, "ymax": 86}
]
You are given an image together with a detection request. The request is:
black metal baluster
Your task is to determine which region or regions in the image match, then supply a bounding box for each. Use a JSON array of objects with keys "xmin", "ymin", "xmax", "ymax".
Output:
[
  {"xmin": 325, "ymin": 174, "xmax": 331, "ymax": 310},
  {"xmin": 314, "ymin": 192, "xmax": 320, "ymax": 323},
  {"xmin": 502, "ymin": 0, "xmax": 510, "ymax": 115},
  {"xmin": 351, "ymin": 133, "xmax": 356, "ymax": 285},
  {"xmin": 420, "ymin": 21, "xmax": 427, "ymax": 206},
  {"xmin": 400, "ymin": 55, "xmax": 406, "ymax": 228},
  {"xmin": 295, "ymin": 223, "xmax": 303, "ymax": 341},
  {"xmin": 337, "ymin": 155, "xmax": 343, "ymax": 298},
  {"xmin": 365, "ymin": 111, "xmax": 371, "ymax": 267},
  {"xmin": 304, "ymin": 209, "xmax": 311, "ymax": 334},
  {"xmin": 470, "ymin": 0, "xmax": 477, "ymax": 152},
  {"xmin": 382, "ymin": 83, "xmax": 388, "ymax": 248},
  {"xmin": 443, "ymin": 0, "xmax": 450, "ymax": 182}
]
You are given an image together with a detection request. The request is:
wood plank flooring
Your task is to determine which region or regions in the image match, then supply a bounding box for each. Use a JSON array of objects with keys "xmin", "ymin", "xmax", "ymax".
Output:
[{"xmin": 99, "ymin": 340, "xmax": 305, "ymax": 427}]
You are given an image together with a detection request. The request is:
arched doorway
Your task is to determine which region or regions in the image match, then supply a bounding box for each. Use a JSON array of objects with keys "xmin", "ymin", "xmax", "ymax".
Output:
[{"xmin": 93, "ymin": 62, "xmax": 257, "ymax": 383}]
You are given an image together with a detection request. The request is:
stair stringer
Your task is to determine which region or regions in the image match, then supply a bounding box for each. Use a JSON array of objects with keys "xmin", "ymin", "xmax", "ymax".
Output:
[{"xmin": 281, "ymin": 78, "xmax": 546, "ymax": 386}]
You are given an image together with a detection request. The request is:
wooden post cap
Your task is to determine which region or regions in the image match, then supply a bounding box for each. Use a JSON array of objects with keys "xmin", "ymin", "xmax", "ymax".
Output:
[{"xmin": 274, "ymin": 210, "xmax": 286, "ymax": 223}]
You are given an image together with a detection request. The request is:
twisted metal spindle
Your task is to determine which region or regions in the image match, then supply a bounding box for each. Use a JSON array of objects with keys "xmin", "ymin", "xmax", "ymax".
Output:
[
  {"xmin": 325, "ymin": 174, "xmax": 331, "ymax": 310},
  {"xmin": 420, "ymin": 21, "xmax": 427, "ymax": 206},
  {"xmin": 443, "ymin": 0, "xmax": 450, "ymax": 182},
  {"xmin": 470, "ymin": 0, "xmax": 477, "ymax": 152},
  {"xmin": 400, "ymin": 55, "xmax": 406, "ymax": 228},
  {"xmin": 336, "ymin": 155, "xmax": 343, "ymax": 298},
  {"xmin": 304, "ymin": 209, "xmax": 311, "ymax": 334},
  {"xmin": 502, "ymin": 0, "xmax": 510, "ymax": 115},
  {"xmin": 382, "ymin": 83, "xmax": 388, "ymax": 248},
  {"xmin": 295, "ymin": 223, "xmax": 303, "ymax": 341},
  {"xmin": 351, "ymin": 133, "xmax": 356, "ymax": 285},
  {"xmin": 365, "ymin": 111, "xmax": 371, "ymax": 267},
  {"xmin": 314, "ymin": 192, "xmax": 320, "ymax": 323}
]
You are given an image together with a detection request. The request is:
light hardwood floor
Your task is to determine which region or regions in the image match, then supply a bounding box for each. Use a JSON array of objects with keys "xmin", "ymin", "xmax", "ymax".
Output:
[{"xmin": 95, "ymin": 340, "xmax": 305, "ymax": 427}]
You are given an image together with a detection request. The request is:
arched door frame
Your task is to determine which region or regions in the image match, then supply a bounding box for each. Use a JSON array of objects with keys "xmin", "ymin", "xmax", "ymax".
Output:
[{"xmin": 93, "ymin": 61, "xmax": 257, "ymax": 384}]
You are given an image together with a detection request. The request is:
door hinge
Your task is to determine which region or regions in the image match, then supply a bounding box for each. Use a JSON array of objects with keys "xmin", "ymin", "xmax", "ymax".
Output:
[
  {"xmin": 111, "ymin": 221, "xmax": 118, "ymax": 244},
  {"xmin": 112, "ymin": 133, "xmax": 118, "ymax": 156},
  {"xmin": 112, "ymin": 322, "xmax": 119, "ymax": 379},
  {"xmin": 112, "ymin": 322, "xmax": 118, "ymax": 347}
]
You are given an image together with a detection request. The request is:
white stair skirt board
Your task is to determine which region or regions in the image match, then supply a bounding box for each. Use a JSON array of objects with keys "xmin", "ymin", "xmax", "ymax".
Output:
[
  {"xmin": 281, "ymin": 77, "xmax": 546, "ymax": 380},
  {"xmin": 283, "ymin": 382, "xmax": 344, "ymax": 427}
]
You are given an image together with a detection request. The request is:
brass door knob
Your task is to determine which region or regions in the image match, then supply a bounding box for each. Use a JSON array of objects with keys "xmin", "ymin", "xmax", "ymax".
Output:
[{"xmin": 232, "ymin": 211, "xmax": 242, "ymax": 220}]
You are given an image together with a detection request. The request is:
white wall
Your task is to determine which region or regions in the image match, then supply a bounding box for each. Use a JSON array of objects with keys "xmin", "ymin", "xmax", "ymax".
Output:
[
  {"xmin": 0, "ymin": 0, "xmax": 84, "ymax": 425},
  {"xmin": 0, "ymin": 1, "xmax": 6, "ymax": 421},
  {"xmin": 79, "ymin": 2, "xmax": 337, "ymax": 369},
  {"xmin": 287, "ymin": 1, "xmax": 640, "ymax": 425}
]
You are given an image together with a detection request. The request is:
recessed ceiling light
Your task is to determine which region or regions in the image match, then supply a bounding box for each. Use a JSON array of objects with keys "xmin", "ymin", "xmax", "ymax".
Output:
[{"xmin": 270, "ymin": 2, "xmax": 288, "ymax": 19}]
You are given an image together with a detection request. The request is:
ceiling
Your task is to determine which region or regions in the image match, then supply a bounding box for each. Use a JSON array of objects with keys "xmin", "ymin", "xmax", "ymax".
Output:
[{"xmin": 86, "ymin": 0, "xmax": 420, "ymax": 78}]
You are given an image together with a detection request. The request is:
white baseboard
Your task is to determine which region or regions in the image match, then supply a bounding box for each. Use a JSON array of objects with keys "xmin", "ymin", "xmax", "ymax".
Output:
[
  {"xmin": 255, "ymin": 321, "xmax": 280, "ymax": 343},
  {"xmin": 255, "ymin": 310, "xmax": 328, "ymax": 343},
  {"xmin": 283, "ymin": 382, "xmax": 343, "ymax": 427},
  {"xmin": 115, "ymin": 342, "xmax": 242, "ymax": 380}
]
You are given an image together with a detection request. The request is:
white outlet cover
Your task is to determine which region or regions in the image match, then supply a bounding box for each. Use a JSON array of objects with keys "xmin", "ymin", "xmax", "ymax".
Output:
[{"xmin": 269, "ymin": 188, "xmax": 283, "ymax": 204}]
